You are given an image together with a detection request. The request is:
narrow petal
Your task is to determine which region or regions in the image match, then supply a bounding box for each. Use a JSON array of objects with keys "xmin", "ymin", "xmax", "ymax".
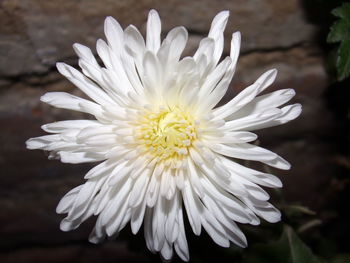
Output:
[
  {"xmin": 40, "ymin": 92, "xmax": 103, "ymax": 117},
  {"xmin": 208, "ymin": 10, "xmax": 229, "ymax": 66},
  {"xmin": 146, "ymin": 9, "xmax": 161, "ymax": 53},
  {"xmin": 232, "ymin": 89, "xmax": 296, "ymax": 119},
  {"xmin": 59, "ymin": 151, "xmax": 106, "ymax": 164},
  {"xmin": 213, "ymin": 69, "xmax": 278, "ymax": 119},
  {"xmin": 104, "ymin": 16, "xmax": 124, "ymax": 53},
  {"xmin": 158, "ymin": 26, "xmax": 188, "ymax": 64},
  {"xmin": 56, "ymin": 62, "xmax": 115, "ymax": 105},
  {"xmin": 210, "ymin": 143, "xmax": 278, "ymax": 162}
]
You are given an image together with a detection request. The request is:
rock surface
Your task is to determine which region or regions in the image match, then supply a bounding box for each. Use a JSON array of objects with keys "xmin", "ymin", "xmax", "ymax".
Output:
[
  {"xmin": 0, "ymin": 0, "xmax": 341, "ymax": 262},
  {"xmin": 0, "ymin": 0, "xmax": 314, "ymax": 79}
]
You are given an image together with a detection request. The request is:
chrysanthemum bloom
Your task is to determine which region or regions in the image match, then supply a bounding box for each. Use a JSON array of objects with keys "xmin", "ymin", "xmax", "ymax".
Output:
[{"xmin": 26, "ymin": 10, "xmax": 301, "ymax": 261}]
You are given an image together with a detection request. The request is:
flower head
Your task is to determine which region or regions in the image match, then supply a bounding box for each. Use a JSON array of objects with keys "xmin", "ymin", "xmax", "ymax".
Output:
[{"xmin": 26, "ymin": 10, "xmax": 301, "ymax": 261}]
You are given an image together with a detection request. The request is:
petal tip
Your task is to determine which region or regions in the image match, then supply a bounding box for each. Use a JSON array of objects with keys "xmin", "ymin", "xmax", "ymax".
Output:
[
  {"xmin": 60, "ymin": 219, "xmax": 74, "ymax": 232},
  {"xmin": 25, "ymin": 138, "xmax": 35, "ymax": 150},
  {"xmin": 40, "ymin": 93, "xmax": 50, "ymax": 103},
  {"xmin": 283, "ymin": 162, "xmax": 291, "ymax": 170},
  {"xmin": 56, "ymin": 62, "xmax": 64, "ymax": 70},
  {"xmin": 232, "ymin": 31, "xmax": 241, "ymax": 42},
  {"xmin": 149, "ymin": 9, "xmax": 159, "ymax": 16},
  {"xmin": 271, "ymin": 68, "xmax": 278, "ymax": 76},
  {"xmin": 72, "ymin": 42, "xmax": 81, "ymax": 49},
  {"xmin": 289, "ymin": 89, "xmax": 296, "ymax": 96},
  {"xmin": 104, "ymin": 16, "xmax": 118, "ymax": 27},
  {"xmin": 220, "ymin": 10, "xmax": 230, "ymax": 17}
]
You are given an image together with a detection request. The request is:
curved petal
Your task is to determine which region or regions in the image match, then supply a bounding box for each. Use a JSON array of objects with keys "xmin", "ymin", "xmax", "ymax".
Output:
[{"xmin": 146, "ymin": 9, "xmax": 161, "ymax": 53}]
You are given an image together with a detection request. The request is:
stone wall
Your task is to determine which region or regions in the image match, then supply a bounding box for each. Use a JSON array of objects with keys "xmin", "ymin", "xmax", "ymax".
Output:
[
  {"xmin": 0, "ymin": 0, "xmax": 338, "ymax": 262},
  {"xmin": 0, "ymin": 0, "xmax": 315, "ymax": 79}
]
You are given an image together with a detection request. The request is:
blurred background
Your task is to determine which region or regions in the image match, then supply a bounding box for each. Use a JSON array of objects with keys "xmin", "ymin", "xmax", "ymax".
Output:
[{"xmin": 0, "ymin": 0, "xmax": 349, "ymax": 262}]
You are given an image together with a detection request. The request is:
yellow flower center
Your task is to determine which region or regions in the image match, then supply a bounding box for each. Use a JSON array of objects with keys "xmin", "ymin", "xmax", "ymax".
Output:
[{"xmin": 137, "ymin": 106, "xmax": 197, "ymax": 161}]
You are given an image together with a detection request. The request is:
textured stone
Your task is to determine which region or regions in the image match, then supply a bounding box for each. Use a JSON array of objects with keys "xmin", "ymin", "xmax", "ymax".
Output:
[
  {"xmin": 0, "ymin": 0, "xmax": 340, "ymax": 261},
  {"xmin": 0, "ymin": 0, "xmax": 315, "ymax": 78},
  {"xmin": 233, "ymin": 46, "xmax": 331, "ymax": 138}
]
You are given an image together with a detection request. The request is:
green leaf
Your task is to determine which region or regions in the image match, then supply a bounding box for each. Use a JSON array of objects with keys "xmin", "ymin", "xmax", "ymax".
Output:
[
  {"xmin": 244, "ymin": 225, "xmax": 321, "ymax": 263},
  {"xmin": 328, "ymin": 20, "xmax": 350, "ymax": 43},
  {"xmin": 336, "ymin": 39, "xmax": 350, "ymax": 81},
  {"xmin": 327, "ymin": 3, "xmax": 350, "ymax": 81},
  {"xmin": 282, "ymin": 204, "xmax": 316, "ymax": 216},
  {"xmin": 332, "ymin": 3, "xmax": 350, "ymax": 20}
]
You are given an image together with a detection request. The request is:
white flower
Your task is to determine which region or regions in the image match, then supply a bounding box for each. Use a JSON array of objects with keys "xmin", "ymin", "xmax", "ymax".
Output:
[{"xmin": 26, "ymin": 10, "xmax": 301, "ymax": 261}]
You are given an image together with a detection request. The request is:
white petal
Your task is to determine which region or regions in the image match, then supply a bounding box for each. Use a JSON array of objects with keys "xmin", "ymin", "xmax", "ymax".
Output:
[
  {"xmin": 222, "ymin": 108, "xmax": 282, "ymax": 131},
  {"xmin": 88, "ymin": 226, "xmax": 106, "ymax": 244},
  {"xmin": 193, "ymin": 37, "xmax": 215, "ymax": 66},
  {"xmin": 198, "ymin": 56, "xmax": 232, "ymax": 99},
  {"xmin": 203, "ymin": 131, "xmax": 257, "ymax": 144},
  {"xmin": 129, "ymin": 170, "xmax": 150, "ymax": 207},
  {"xmin": 130, "ymin": 198, "xmax": 147, "ymax": 234},
  {"xmin": 144, "ymin": 207, "xmax": 156, "ymax": 253},
  {"xmin": 160, "ymin": 240, "xmax": 173, "ymax": 260},
  {"xmin": 26, "ymin": 134, "xmax": 60, "ymax": 150},
  {"xmin": 66, "ymin": 178, "xmax": 106, "ymax": 221},
  {"xmin": 84, "ymin": 160, "xmax": 117, "ymax": 179},
  {"xmin": 230, "ymin": 31, "xmax": 241, "ymax": 72},
  {"xmin": 104, "ymin": 16, "xmax": 124, "ymax": 53},
  {"xmin": 210, "ymin": 142, "xmax": 277, "ymax": 162},
  {"xmin": 152, "ymin": 197, "xmax": 166, "ymax": 251},
  {"xmin": 182, "ymin": 180, "xmax": 202, "ymax": 235},
  {"xmin": 56, "ymin": 62, "xmax": 114, "ymax": 105},
  {"xmin": 105, "ymin": 200, "xmax": 131, "ymax": 236},
  {"xmin": 40, "ymin": 92, "xmax": 103, "ymax": 116},
  {"xmin": 146, "ymin": 9, "xmax": 161, "ymax": 53},
  {"xmin": 201, "ymin": 195, "xmax": 247, "ymax": 247},
  {"xmin": 232, "ymin": 89, "xmax": 296, "ymax": 119},
  {"xmin": 99, "ymin": 178, "xmax": 132, "ymax": 227},
  {"xmin": 124, "ymin": 25, "xmax": 146, "ymax": 76},
  {"xmin": 264, "ymin": 155, "xmax": 291, "ymax": 170},
  {"xmin": 232, "ymin": 104, "xmax": 301, "ymax": 132},
  {"xmin": 223, "ymin": 223, "xmax": 247, "ymax": 248},
  {"xmin": 208, "ymin": 10, "xmax": 229, "ymax": 65},
  {"xmin": 174, "ymin": 206, "xmax": 189, "ymax": 261},
  {"xmin": 200, "ymin": 161, "xmax": 248, "ymax": 197},
  {"xmin": 220, "ymin": 157, "xmax": 283, "ymax": 188},
  {"xmin": 73, "ymin": 43, "xmax": 100, "ymax": 67},
  {"xmin": 142, "ymin": 51, "xmax": 161, "ymax": 96},
  {"xmin": 76, "ymin": 125, "xmax": 115, "ymax": 143},
  {"xmin": 158, "ymin": 26, "xmax": 188, "ymax": 63},
  {"xmin": 200, "ymin": 210, "xmax": 230, "ymax": 247},
  {"xmin": 42, "ymin": 120, "xmax": 100, "ymax": 134},
  {"xmin": 243, "ymin": 198, "xmax": 281, "ymax": 223},
  {"xmin": 60, "ymin": 199, "xmax": 97, "ymax": 232},
  {"xmin": 240, "ymin": 178, "xmax": 270, "ymax": 201},
  {"xmin": 201, "ymin": 177, "xmax": 252, "ymax": 224},
  {"xmin": 214, "ymin": 69, "xmax": 278, "ymax": 119},
  {"xmin": 59, "ymin": 151, "xmax": 106, "ymax": 164},
  {"xmin": 96, "ymin": 39, "xmax": 114, "ymax": 69},
  {"xmin": 107, "ymin": 161, "xmax": 134, "ymax": 186},
  {"xmin": 83, "ymin": 134, "xmax": 118, "ymax": 147},
  {"xmin": 56, "ymin": 185, "xmax": 83, "ymax": 214},
  {"xmin": 186, "ymin": 158, "xmax": 205, "ymax": 198}
]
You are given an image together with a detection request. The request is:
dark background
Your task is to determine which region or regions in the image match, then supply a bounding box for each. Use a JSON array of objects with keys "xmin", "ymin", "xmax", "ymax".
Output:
[{"xmin": 0, "ymin": 0, "xmax": 349, "ymax": 262}]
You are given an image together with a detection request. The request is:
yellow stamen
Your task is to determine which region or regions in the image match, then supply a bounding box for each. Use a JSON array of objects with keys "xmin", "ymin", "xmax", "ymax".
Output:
[{"xmin": 136, "ymin": 106, "xmax": 197, "ymax": 161}]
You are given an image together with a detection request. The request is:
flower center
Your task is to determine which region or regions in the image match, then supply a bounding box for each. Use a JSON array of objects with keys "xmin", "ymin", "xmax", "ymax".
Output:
[{"xmin": 137, "ymin": 106, "xmax": 197, "ymax": 161}]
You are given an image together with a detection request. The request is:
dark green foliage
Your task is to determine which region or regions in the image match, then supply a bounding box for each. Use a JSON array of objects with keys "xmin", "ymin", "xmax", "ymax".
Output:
[
  {"xmin": 327, "ymin": 3, "xmax": 350, "ymax": 81},
  {"xmin": 244, "ymin": 225, "xmax": 321, "ymax": 263}
]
